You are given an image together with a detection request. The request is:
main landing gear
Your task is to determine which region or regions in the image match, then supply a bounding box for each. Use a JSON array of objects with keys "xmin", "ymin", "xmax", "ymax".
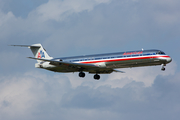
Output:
[
  {"xmin": 161, "ymin": 64, "xmax": 166, "ymax": 71},
  {"xmin": 78, "ymin": 72, "xmax": 100, "ymax": 80},
  {"xmin": 79, "ymin": 72, "xmax": 85, "ymax": 78},
  {"xmin": 94, "ymin": 74, "xmax": 100, "ymax": 80}
]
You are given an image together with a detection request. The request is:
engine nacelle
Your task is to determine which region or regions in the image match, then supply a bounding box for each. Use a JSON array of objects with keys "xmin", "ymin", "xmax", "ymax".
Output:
[
  {"xmin": 35, "ymin": 62, "xmax": 55, "ymax": 68},
  {"xmin": 35, "ymin": 63, "xmax": 42, "ymax": 68}
]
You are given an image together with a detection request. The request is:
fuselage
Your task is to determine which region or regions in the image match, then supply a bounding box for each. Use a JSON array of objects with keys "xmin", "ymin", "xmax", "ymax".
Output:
[{"xmin": 51, "ymin": 49, "xmax": 171, "ymax": 72}]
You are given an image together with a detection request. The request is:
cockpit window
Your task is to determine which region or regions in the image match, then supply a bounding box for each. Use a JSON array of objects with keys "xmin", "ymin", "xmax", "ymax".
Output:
[{"xmin": 156, "ymin": 51, "xmax": 166, "ymax": 55}]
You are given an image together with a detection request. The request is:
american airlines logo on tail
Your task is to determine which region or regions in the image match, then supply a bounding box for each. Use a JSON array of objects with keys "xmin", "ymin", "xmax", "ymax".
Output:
[{"xmin": 37, "ymin": 50, "xmax": 45, "ymax": 58}]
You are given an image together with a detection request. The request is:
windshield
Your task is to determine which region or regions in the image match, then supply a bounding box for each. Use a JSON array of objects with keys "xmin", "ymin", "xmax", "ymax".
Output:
[{"xmin": 156, "ymin": 51, "xmax": 166, "ymax": 55}]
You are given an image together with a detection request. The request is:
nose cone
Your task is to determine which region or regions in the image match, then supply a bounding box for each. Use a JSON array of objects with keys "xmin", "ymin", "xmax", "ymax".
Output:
[{"xmin": 167, "ymin": 57, "xmax": 172, "ymax": 63}]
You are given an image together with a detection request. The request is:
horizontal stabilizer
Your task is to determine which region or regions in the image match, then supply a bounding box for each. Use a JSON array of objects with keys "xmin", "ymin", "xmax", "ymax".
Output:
[{"xmin": 10, "ymin": 45, "xmax": 41, "ymax": 48}]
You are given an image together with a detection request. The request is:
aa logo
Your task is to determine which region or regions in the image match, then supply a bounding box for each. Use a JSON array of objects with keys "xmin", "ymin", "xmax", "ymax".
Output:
[{"xmin": 37, "ymin": 50, "xmax": 45, "ymax": 58}]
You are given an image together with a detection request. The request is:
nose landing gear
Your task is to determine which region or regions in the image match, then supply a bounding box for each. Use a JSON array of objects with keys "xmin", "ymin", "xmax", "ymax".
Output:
[{"xmin": 161, "ymin": 64, "xmax": 166, "ymax": 71}]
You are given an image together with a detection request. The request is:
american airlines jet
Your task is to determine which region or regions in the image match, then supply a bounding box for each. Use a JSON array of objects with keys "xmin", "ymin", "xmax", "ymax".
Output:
[{"xmin": 11, "ymin": 43, "xmax": 172, "ymax": 80}]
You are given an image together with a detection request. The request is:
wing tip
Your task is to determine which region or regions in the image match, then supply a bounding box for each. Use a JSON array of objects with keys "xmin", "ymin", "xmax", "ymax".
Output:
[{"xmin": 113, "ymin": 69, "xmax": 125, "ymax": 73}]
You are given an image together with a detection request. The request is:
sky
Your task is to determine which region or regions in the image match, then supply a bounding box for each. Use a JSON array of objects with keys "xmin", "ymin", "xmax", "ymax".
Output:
[{"xmin": 0, "ymin": 0, "xmax": 180, "ymax": 120}]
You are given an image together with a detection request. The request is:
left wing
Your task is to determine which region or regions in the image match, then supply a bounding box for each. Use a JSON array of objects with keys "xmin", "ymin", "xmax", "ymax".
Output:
[
  {"xmin": 28, "ymin": 57, "xmax": 124, "ymax": 74},
  {"xmin": 28, "ymin": 57, "xmax": 99, "ymax": 68}
]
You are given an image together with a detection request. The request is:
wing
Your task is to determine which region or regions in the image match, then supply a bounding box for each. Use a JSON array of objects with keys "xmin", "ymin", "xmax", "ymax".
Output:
[
  {"xmin": 28, "ymin": 57, "xmax": 125, "ymax": 74},
  {"xmin": 28, "ymin": 57, "xmax": 98, "ymax": 68}
]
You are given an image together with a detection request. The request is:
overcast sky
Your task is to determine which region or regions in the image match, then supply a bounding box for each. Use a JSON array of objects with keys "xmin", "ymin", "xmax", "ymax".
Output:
[{"xmin": 0, "ymin": 0, "xmax": 180, "ymax": 120}]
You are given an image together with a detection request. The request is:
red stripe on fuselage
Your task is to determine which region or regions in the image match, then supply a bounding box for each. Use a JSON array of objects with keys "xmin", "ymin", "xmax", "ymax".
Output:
[{"xmin": 78, "ymin": 55, "xmax": 170, "ymax": 64}]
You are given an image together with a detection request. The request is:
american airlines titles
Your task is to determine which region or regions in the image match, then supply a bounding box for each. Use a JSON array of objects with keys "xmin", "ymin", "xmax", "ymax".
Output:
[{"xmin": 123, "ymin": 51, "xmax": 143, "ymax": 55}]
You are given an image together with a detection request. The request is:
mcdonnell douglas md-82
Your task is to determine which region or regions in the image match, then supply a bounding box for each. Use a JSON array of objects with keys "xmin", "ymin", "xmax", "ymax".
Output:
[{"xmin": 11, "ymin": 43, "xmax": 172, "ymax": 80}]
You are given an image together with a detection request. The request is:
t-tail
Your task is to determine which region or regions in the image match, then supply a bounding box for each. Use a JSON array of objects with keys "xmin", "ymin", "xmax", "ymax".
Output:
[{"xmin": 10, "ymin": 43, "xmax": 53, "ymax": 63}]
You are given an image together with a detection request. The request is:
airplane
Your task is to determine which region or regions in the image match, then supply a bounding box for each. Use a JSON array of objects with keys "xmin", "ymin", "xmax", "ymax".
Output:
[{"xmin": 11, "ymin": 43, "xmax": 172, "ymax": 80}]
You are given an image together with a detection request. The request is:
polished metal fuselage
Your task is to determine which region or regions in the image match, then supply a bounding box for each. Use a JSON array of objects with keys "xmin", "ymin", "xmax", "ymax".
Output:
[{"xmin": 42, "ymin": 49, "xmax": 172, "ymax": 73}]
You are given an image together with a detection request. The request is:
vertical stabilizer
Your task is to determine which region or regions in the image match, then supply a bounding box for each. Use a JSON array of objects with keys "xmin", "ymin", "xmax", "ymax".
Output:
[
  {"xmin": 29, "ymin": 44, "xmax": 50, "ymax": 58},
  {"xmin": 11, "ymin": 43, "xmax": 53, "ymax": 63},
  {"xmin": 28, "ymin": 44, "xmax": 52, "ymax": 63}
]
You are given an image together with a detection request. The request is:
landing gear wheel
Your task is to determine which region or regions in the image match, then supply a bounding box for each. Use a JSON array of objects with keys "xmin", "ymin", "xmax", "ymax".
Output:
[
  {"xmin": 79, "ymin": 72, "xmax": 85, "ymax": 78},
  {"xmin": 161, "ymin": 64, "xmax": 166, "ymax": 71},
  {"xmin": 94, "ymin": 74, "xmax": 100, "ymax": 80},
  {"xmin": 161, "ymin": 67, "xmax": 165, "ymax": 71}
]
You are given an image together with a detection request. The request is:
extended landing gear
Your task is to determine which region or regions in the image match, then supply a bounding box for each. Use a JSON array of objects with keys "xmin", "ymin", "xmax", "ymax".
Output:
[
  {"xmin": 94, "ymin": 74, "xmax": 100, "ymax": 80},
  {"xmin": 161, "ymin": 64, "xmax": 166, "ymax": 71},
  {"xmin": 78, "ymin": 72, "xmax": 100, "ymax": 80},
  {"xmin": 79, "ymin": 72, "xmax": 85, "ymax": 78}
]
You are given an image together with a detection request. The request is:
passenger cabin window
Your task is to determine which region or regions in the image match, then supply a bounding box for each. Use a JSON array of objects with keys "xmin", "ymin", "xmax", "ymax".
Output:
[
  {"xmin": 95, "ymin": 58, "xmax": 101, "ymax": 60},
  {"xmin": 127, "ymin": 55, "xmax": 131, "ymax": 57},
  {"xmin": 132, "ymin": 54, "xmax": 139, "ymax": 57}
]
